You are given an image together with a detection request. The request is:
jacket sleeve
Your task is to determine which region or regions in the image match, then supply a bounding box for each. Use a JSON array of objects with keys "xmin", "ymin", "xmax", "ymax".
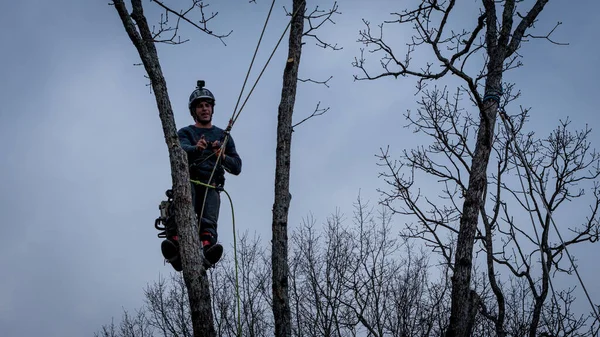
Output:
[
  {"xmin": 178, "ymin": 128, "xmax": 202, "ymax": 154},
  {"xmin": 222, "ymin": 136, "xmax": 242, "ymax": 175}
]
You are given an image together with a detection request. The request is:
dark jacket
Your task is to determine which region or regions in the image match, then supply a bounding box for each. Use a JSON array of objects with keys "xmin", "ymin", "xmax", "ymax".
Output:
[{"xmin": 177, "ymin": 125, "xmax": 242, "ymax": 186}]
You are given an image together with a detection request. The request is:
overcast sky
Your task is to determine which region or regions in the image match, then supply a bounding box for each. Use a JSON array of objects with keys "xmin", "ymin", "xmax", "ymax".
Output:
[{"xmin": 1, "ymin": 1, "xmax": 599, "ymax": 336}]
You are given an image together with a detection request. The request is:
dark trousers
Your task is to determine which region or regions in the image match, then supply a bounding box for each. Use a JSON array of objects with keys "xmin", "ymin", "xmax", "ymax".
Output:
[{"xmin": 191, "ymin": 182, "xmax": 221, "ymax": 240}]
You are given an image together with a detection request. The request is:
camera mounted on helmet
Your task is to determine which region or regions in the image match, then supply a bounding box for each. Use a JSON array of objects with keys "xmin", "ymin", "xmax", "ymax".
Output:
[{"xmin": 188, "ymin": 80, "xmax": 216, "ymax": 118}]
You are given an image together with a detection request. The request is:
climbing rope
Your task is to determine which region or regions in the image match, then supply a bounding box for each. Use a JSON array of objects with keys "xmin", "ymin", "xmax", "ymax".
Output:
[
  {"xmin": 197, "ymin": 0, "xmax": 307, "ymax": 221},
  {"xmin": 229, "ymin": 0, "xmax": 277, "ymax": 126},
  {"xmin": 193, "ymin": 1, "xmax": 277, "ymax": 334},
  {"xmin": 190, "ymin": 1, "xmax": 307, "ymax": 335},
  {"xmin": 196, "ymin": 0, "xmax": 308, "ymax": 258},
  {"xmin": 229, "ymin": 0, "xmax": 307, "ymax": 127},
  {"xmin": 190, "ymin": 179, "xmax": 240, "ymax": 334},
  {"xmin": 490, "ymin": 96, "xmax": 600, "ymax": 323}
]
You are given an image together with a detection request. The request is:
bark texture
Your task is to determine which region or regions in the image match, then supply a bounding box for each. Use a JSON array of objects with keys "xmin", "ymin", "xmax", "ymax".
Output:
[
  {"xmin": 272, "ymin": 1, "xmax": 306, "ymax": 336},
  {"xmin": 446, "ymin": 97, "xmax": 498, "ymax": 337},
  {"xmin": 445, "ymin": 1, "xmax": 549, "ymax": 336},
  {"xmin": 112, "ymin": 1, "xmax": 215, "ymax": 336}
]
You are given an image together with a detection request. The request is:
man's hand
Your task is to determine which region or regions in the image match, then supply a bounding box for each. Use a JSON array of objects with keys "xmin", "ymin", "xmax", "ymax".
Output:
[
  {"xmin": 212, "ymin": 141, "xmax": 226, "ymax": 159},
  {"xmin": 196, "ymin": 135, "xmax": 208, "ymax": 150}
]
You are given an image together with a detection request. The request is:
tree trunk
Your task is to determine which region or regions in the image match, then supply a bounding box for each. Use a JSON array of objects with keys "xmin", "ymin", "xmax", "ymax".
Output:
[
  {"xmin": 446, "ymin": 1, "xmax": 549, "ymax": 336},
  {"xmin": 112, "ymin": 1, "xmax": 215, "ymax": 336},
  {"xmin": 445, "ymin": 98, "xmax": 498, "ymax": 337},
  {"xmin": 272, "ymin": 1, "xmax": 305, "ymax": 336},
  {"xmin": 446, "ymin": 2, "xmax": 502, "ymax": 336}
]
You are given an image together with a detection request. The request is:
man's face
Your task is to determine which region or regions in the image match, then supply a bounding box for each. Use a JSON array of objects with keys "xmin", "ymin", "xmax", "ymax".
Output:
[{"xmin": 194, "ymin": 100, "xmax": 213, "ymax": 124}]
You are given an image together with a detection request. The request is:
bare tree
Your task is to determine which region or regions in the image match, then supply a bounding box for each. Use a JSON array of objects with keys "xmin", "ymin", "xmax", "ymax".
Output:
[
  {"xmin": 289, "ymin": 211, "xmax": 355, "ymax": 336},
  {"xmin": 95, "ymin": 233, "xmax": 273, "ymax": 337},
  {"xmin": 97, "ymin": 188, "xmax": 598, "ymax": 337},
  {"xmin": 271, "ymin": 1, "xmax": 305, "ymax": 335},
  {"xmin": 287, "ymin": 195, "xmax": 455, "ymax": 337},
  {"xmin": 340, "ymin": 196, "xmax": 451, "ymax": 337},
  {"xmin": 210, "ymin": 232, "xmax": 273, "ymax": 337},
  {"xmin": 111, "ymin": 1, "xmax": 340, "ymax": 335},
  {"xmin": 94, "ymin": 274, "xmax": 191, "ymax": 337},
  {"xmin": 144, "ymin": 274, "xmax": 192, "ymax": 336},
  {"xmin": 374, "ymin": 82, "xmax": 600, "ymax": 337},
  {"xmin": 271, "ymin": 0, "xmax": 340, "ymax": 336},
  {"xmin": 492, "ymin": 112, "xmax": 600, "ymax": 336},
  {"xmin": 111, "ymin": 1, "xmax": 234, "ymax": 336},
  {"xmin": 497, "ymin": 277, "xmax": 594, "ymax": 337},
  {"xmin": 350, "ymin": 1, "xmax": 579, "ymax": 335},
  {"xmin": 94, "ymin": 309, "xmax": 153, "ymax": 337}
]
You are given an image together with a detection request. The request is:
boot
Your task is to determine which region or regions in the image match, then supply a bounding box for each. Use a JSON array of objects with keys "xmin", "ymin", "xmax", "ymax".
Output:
[
  {"xmin": 201, "ymin": 231, "xmax": 223, "ymax": 267},
  {"xmin": 161, "ymin": 236, "xmax": 182, "ymax": 272}
]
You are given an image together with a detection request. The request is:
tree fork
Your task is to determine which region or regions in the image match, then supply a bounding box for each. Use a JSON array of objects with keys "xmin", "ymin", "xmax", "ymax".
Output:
[{"xmin": 446, "ymin": 1, "xmax": 550, "ymax": 336}]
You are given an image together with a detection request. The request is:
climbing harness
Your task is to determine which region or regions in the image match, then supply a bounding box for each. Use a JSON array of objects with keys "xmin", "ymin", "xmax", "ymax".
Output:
[
  {"xmin": 154, "ymin": 188, "xmax": 221, "ymax": 270},
  {"xmin": 154, "ymin": 0, "xmax": 308, "ymax": 335},
  {"xmin": 193, "ymin": 2, "xmax": 307, "ymax": 334}
]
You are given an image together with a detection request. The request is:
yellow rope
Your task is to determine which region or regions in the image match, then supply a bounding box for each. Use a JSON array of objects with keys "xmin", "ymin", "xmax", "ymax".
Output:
[
  {"xmin": 188, "ymin": 1, "xmax": 307, "ymax": 334},
  {"xmin": 190, "ymin": 179, "xmax": 241, "ymax": 335}
]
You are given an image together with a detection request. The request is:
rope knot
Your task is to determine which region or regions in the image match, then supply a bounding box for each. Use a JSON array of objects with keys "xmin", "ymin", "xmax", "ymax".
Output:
[{"xmin": 225, "ymin": 118, "xmax": 234, "ymax": 134}]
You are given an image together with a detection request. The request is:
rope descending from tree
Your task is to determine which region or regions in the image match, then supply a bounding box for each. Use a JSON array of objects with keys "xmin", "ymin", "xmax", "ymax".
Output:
[{"xmin": 190, "ymin": 1, "xmax": 308, "ymax": 335}]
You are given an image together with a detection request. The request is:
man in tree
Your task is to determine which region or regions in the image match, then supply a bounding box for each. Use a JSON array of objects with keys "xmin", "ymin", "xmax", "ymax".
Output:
[{"xmin": 160, "ymin": 80, "xmax": 242, "ymax": 271}]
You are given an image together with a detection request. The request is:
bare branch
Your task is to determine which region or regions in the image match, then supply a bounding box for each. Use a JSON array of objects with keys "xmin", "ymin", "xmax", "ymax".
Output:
[
  {"xmin": 302, "ymin": 2, "xmax": 343, "ymax": 50},
  {"xmin": 292, "ymin": 101, "xmax": 329, "ymax": 130},
  {"xmin": 352, "ymin": 2, "xmax": 484, "ymax": 103},
  {"xmin": 297, "ymin": 75, "xmax": 333, "ymax": 87},
  {"xmin": 150, "ymin": 10, "xmax": 188, "ymax": 45},
  {"xmin": 151, "ymin": 0, "xmax": 232, "ymax": 46},
  {"xmin": 506, "ymin": 0, "xmax": 551, "ymax": 57},
  {"xmin": 523, "ymin": 21, "xmax": 568, "ymax": 46}
]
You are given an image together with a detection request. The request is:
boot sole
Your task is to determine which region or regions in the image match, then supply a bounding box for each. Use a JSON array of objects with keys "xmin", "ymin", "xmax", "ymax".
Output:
[
  {"xmin": 170, "ymin": 255, "xmax": 183, "ymax": 272},
  {"xmin": 161, "ymin": 239, "xmax": 182, "ymax": 271},
  {"xmin": 161, "ymin": 239, "xmax": 179, "ymax": 261},
  {"xmin": 162, "ymin": 240, "xmax": 222, "ymax": 271},
  {"xmin": 204, "ymin": 244, "xmax": 224, "ymax": 266}
]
